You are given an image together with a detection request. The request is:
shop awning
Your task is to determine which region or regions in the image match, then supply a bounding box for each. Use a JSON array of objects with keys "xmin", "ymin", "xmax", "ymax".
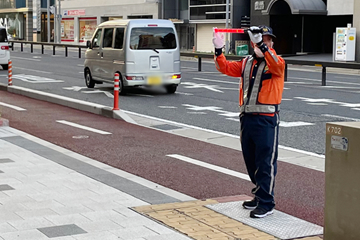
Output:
[{"xmin": 262, "ymin": 0, "xmax": 327, "ymax": 15}]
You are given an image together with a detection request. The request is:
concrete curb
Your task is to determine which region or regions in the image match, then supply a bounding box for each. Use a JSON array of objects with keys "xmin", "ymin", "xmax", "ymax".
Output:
[{"xmin": 0, "ymin": 83, "xmax": 133, "ymax": 123}]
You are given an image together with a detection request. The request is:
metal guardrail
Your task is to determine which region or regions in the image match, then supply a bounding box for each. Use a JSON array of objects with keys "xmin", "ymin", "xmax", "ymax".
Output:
[
  {"xmin": 9, "ymin": 40, "xmax": 360, "ymax": 86},
  {"xmin": 181, "ymin": 52, "xmax": 360, "ymax": 86},
  {"xmin": 9, "ymin": 40, "xmax": 87, "ymax": 58}
]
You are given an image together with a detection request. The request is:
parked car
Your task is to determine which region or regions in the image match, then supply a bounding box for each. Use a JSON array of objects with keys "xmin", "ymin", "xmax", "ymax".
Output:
[
  {"xmin": 0, "ymin": 27, "xmax": 10, "ymax": 70},
  {"xmin": 84, "ymin": 19, "xmax": 181, "ymax": 94}
]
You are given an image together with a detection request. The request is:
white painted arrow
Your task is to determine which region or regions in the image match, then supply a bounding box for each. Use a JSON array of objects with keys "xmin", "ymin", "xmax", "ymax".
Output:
[
  {"xmin": 63, "ymin": 86, "xmax": 88, "ymax": 91},
  {"xmin": 181, "ymin": 82, "xmax": 224, "ymax": 93},
  {"xmin": 82, "ymin": 90, "xmax": 114, "ymax": 98}
]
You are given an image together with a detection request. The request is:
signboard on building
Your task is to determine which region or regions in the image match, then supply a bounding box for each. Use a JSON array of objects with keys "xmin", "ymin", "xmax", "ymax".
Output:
[
  {"xmin": 254, "ymin": 1, "xmax": 265, "ymax": 10},
  {"xmin": 63, "ymin": 10, "xmax": 86, "ymax": 16}
]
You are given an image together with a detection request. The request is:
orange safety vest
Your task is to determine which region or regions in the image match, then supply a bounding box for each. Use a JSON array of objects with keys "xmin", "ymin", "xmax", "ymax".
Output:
[{"xmin": 214, "ymin": 48, "xmax": 285, "ymax": 114}]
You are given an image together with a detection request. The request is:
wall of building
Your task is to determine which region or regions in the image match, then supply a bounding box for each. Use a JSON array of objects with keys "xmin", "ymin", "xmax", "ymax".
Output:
[
  {"xmin": 327, "ymin": 0, "xmax": 353, "ymax": 15},
  {"xmin": 61, "ymin": 1, "xmax": 159, "ymax": 19},
  {"xmin": 60, "ymin": 0, "xmax": 160, "ymax": 44},
  {"xmin": 196, "ymin": 23, "xmax": 225, "ymax": 52}
]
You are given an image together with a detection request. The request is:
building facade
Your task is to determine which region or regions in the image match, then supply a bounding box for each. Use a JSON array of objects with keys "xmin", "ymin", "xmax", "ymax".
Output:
[
  {"xmin": 250, "ymin": 0, "xmax": 352, "ymax": 54},
  {"xmin": 60, "ymin": 0, "xmax": 160, "ymax": 44},
  {"xmin": 0, "ymin": 0, "xmax": 55, "ymax": 42},
  {"xmin": 163, "ymin": 0, "xmax": 250, "ymax": 53}
]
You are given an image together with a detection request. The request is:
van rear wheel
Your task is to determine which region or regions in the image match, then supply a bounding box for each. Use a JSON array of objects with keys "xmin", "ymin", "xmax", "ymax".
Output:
[
  {"xmin": 165, "ymin": 84, "xmax": 177, "ymax": 94},
  {"xmin": 2, "ymin": 64, "xmax": 8, "ymax": 70},
  {"xmin": 85, "ymin": 69, "xmax": 95, "ymax": 88}
]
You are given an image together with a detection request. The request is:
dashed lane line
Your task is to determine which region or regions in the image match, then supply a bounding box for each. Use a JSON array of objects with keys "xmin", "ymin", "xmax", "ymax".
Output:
[
  {"xmin": 0, "ymin": 102, "xmax": 27, "ymax": 111},
  {"xmin": 167, "ymin": 154, "xmax": 251, "ymax": 181},
  {"xmin": 56, "ymin": 120, "xmax": 112, "ymax": 135}
]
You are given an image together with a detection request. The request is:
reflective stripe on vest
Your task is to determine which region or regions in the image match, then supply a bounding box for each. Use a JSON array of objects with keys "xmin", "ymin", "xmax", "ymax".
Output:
[{"xmin": 240, "ymin": 58, "xmax": 279, "ymax": 114}]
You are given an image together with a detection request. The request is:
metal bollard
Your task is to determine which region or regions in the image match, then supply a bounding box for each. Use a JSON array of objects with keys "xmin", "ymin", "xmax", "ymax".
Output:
[
  {"xmin": 113, "ymin": 73, "xmax": 120, "ymax": 110},
  {"xmin": 8, "ymin": 59, "xmax": 12, "ymax": 86},
  {"xmin": 65, "ymin": 47, "xmax": 68, "ymax": 57},
  {"xmin": 41, "ymin": 44, "xmax": 44, "ymax": 54},
  {"xmin": 53, "ymin": 46, "xmax": 56, "ymax": 55},
  {"xmin": 78, "ymin": 47, "xmax": 81, "ymax": 58},
  {"xmin": 21, "ymin": 43, "xmax": 23, "ymax": 52},
  {"xmin": 31, "ymin": 44, "xmax": 33, "ymax": 53}
]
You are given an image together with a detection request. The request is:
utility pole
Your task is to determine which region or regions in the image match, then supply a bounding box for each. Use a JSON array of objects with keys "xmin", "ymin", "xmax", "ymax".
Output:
[
  {"xmin": 47, "ymin": 0, "xmax": 50, "ymax": 42},
  {"xmin": 225, "ymin": 0, "xmax": 229, "ymax": 54},
  {"xmin": 58, "ymin": 0, "xmax": 61, "ymax": 43},
  {"xmin": 354, "ymin": 0, "xmax": 360, "ymax": 62}
]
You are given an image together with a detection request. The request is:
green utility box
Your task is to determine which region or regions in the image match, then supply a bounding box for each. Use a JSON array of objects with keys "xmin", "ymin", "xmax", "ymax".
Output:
[
  {"xmin": 325, "ymin": 122, "xmax": 360, "ymax": 240},
  {"xmin": 236, "ymin": 45, "xmax": 248, "ymax": 56}
]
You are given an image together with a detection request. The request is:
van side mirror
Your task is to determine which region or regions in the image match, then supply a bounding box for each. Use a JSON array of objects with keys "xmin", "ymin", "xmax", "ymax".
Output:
[{"xmin": 86, "ymin": 40, "xmax": 92, "ymax": 49}]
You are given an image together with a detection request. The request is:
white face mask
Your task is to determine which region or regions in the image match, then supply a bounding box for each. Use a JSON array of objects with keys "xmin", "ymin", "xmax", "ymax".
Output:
[{"xmin": 254, "ymin": 47, "xmax": 264, "ymax": 58}]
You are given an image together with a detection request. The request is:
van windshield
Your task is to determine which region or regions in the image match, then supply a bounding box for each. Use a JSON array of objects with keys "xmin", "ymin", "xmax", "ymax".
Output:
[
  {"xmin": 130, "ymin": 27, "xmax": 176, "ymax": 50},
  {"xmin": 0, "ymin": 29, "xmax": 8, "ymax": 42}
]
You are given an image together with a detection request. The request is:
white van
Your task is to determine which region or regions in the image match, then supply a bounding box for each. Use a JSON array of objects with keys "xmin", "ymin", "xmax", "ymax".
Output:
[
  {"xmin": 84, "ymin": 19, "xmax": 181, "ymax": 94},
  {"xmin": 0, "ymin": 27, "xmax": 10, "ymax": 70}
]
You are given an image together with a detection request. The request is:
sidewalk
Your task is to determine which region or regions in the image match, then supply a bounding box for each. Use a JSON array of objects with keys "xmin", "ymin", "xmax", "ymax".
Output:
[{"xmin": 0, "ymin": 123, "xmax": 323, "ymax": 240}]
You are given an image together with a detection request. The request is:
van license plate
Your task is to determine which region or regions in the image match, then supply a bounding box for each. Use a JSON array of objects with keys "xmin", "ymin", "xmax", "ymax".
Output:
[{"xmin": 148, "ymin": 76, "xmax": 162, "ymax": 85}]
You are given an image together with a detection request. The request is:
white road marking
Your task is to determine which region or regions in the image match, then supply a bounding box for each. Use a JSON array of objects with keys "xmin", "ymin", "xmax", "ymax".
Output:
[
  {"xmin": 0, "ymin": 102, "xmax": 26, "ymax": 111},
  {"xmin": 289, "ymin": 77, "xmax": 360, "ymax": 86},
  {"xmin": 33, "ymin": 56, "xmax": 42, "ymax": 59},
  {"xmin": 77, "ymin": 64, "xmax": 84, "ymax": 67},
  {"xmin": 307, "ymin": 103, "xmax": 328, "ymax": 105},
  {"xmin": 352, "ymin": 108, "xmax": 360, "ymax": 111},
  {"xmin": 167, "ymin": 154, "xmax": 251, "ymax": 181},
  {"xmin": 295, "ymin": 97, "xmax": 360, "ymax": 108},
  {"xmin": 193, "ymin": 77, "xmax": 238, "ymax": 85},
  {"xmin": 63, "ymin": 86, "xmax": 88, "ymax": 91},
  {"xmin": 125, "ymin": 110, "xmax": 326, "ymax": 160},
  {"xmin": 176, "ymin": 92, "xmax": 194, "ymax": 96},
  {"xmin": 12, "ymin": 74, "xmax": 63, "ymax": 83},
  {"xmin": 280, "ymin": 121, "xmax": 315, "ymax": 127},
  {"xmin": 187, "ymin": 112, "xmax": 207, "ymax": 114},
  {"xmin": 15, "ymin": 67, "xmax": 52, "ymax": 74},
  {"xmin": 11, "ymin": 56, "xmax": 41, "ymax": 62},
  {"xmin": 56, "ymin": 120, "xmax": 112, "ymax": 135},
  {"xmin": 282, "ymin": 99, "xmax": 293, "ymax": 101},
  {"xmin": 126, "ymin": 93, "xmax": 154, "ymax": 98},
  {"xmin": 225, "ymin": 118, "xmax": 314, "ymax": 127},
  {"xmin": 158, "ymin": 106, "xmax": 177, "ymax": 109},
  {"xmin": 182, "ymin": 82, "xmax": 224, "ymax": 93},
  {"xmin": 82, "ymin": 90, "xmax": 114, "ymax": 98},
  {"xmin": 226, "ymin": 118, "xmax": 239, "ymax": 122},
  {"xmin": 322, "ymin": 114, "xmax": 360, "ymax": 121}
]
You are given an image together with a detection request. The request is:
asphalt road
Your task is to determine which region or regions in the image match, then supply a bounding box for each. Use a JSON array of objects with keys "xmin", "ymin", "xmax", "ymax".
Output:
[
  {"xmin": 0, "ymin": 91, "xmax": 325, "ymax": 226},
  {"xmin": 1, "ymin": 49, "xmax": 360, "ymax": 155}
]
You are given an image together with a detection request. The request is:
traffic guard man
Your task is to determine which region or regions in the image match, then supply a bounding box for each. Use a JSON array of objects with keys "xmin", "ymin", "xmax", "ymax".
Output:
[{"xmin": 213, "ymin": 26, "xmax": 285, "ymax": 218}]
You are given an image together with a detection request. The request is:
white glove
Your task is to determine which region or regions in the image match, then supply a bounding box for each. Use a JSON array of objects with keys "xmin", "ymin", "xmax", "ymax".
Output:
[
  {"xmin": 212, "ymin": 28, "xmax": 224, "ymax": 49},
  {"xmin": 248, "ymin": 26, "xmax": 262, "ymax": 45}
]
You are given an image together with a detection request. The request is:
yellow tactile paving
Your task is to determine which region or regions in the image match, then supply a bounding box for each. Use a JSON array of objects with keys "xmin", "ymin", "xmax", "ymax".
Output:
[{"xmin": 133, "ymin": 199, "xmax": 323, "ymax": 240}]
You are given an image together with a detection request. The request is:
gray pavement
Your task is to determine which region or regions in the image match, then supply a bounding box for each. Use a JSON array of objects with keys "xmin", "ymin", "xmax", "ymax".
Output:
[{"xmin": 0, "ymin": 126, "xmax": 193, "ymax": 240}]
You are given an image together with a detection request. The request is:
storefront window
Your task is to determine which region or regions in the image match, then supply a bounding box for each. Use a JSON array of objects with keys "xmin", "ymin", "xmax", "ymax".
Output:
[
  {"xmin": 0, "ymin": 0, "xmax": 15, "ymax": 9},
  {"xmin": 79, "ymin": 18, "xmax": 97, "ymax": 42},
  {"xmin": 61, "ymin": 18, "xmax": 75, "ymax": 41},
  {"xmin": 0, "ymin": 13, "xmax": 24, "ymax": 40}
]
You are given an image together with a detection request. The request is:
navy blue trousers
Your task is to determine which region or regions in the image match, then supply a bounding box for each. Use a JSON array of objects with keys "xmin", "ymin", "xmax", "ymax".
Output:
[{"xmin": 240, "ymin": 113, "xmax": 279, "ymax": 211}]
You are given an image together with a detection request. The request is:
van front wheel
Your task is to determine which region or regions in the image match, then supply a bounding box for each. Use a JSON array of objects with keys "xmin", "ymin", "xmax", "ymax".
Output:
[
  {"xmin": 85, "ymin": 69, "xmax": 95, "ymax": 88},
  {"xmin": 2, "ymin": 64, "xmax": 8, "ymax": 70},
  {"xmin": 165, "ymin": 84, "xmax": 177, "ymax": 94}
]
